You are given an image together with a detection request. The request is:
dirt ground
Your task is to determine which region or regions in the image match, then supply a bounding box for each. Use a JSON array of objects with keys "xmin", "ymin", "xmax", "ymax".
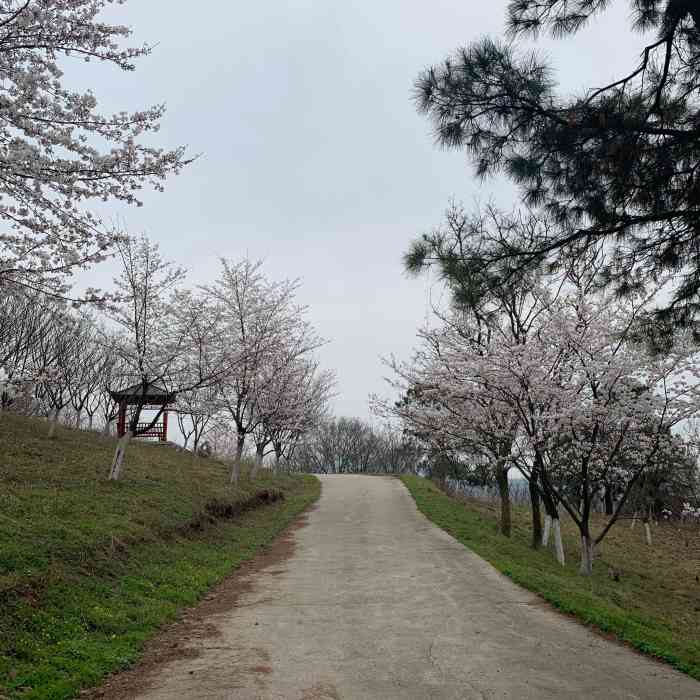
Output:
[{"xmin": 86, "ymin": 475, "xmax": 700, "ymax": 700}]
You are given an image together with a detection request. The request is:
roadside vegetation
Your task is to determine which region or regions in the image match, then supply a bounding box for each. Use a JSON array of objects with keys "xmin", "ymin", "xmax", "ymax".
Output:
[
  {"xmin": 403, "ymin": 476, "xmax": 700, "ymax": 681},
  {"xmin": 0, "ymin": 413, "xmax": 320, "ymax": 700}
]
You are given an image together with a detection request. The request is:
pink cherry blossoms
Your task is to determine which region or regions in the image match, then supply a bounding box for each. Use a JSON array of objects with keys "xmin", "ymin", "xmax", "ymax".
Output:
[
  {"xmin": 0, "ymin": 1, "xmax": 190, "ymax": 297},
  {"xmin": 381, "ymin": 271, "xmax": 700, "ymax": 575}
]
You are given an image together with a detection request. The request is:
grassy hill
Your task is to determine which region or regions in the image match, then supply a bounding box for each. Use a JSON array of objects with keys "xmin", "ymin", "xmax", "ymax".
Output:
[
  {"xmin": 0, "ymin": 413, "xmax": 319, "ymax": 700},
  {"xmin": 402, "ymin": 476, "xmax": 700, "ymax": 681}
]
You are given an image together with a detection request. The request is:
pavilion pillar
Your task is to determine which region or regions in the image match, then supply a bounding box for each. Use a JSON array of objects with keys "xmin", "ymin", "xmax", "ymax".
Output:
[
  {"xmin": 117, "ymin": 401, "xmax": 127, "ymax": 438},
  {"xmin": 161, "ymin": 409, "xmax": 168, "ymax": 442}
]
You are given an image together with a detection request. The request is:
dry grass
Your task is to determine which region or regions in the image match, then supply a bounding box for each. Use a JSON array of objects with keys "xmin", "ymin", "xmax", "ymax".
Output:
[{"xmin": 460, "ymin": 492, "xmax": 700, "ymax": 642}]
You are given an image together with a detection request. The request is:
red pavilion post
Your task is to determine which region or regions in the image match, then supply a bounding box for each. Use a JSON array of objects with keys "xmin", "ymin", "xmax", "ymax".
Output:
[{"xmin": 116, "ymin": 400, "xmax": 127, "ymax": 437}]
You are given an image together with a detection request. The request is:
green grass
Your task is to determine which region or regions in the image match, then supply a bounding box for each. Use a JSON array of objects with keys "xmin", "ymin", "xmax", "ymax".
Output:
[
  {"xmin": 0, "ymin": 413, "xmax": 320, "ymax": 700},
  {"xmin": 401, "ymin": 475, "xmax": 700, "ymax": 680}
]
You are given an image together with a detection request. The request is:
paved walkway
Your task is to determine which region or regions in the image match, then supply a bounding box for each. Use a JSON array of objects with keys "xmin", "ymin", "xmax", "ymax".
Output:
[{"xmin": 125, "ymin": 475, "xmax": 700, "ymax": 699}]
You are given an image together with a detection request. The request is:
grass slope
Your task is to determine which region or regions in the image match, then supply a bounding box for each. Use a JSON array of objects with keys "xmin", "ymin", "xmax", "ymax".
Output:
[
  {"xmin": 402, "ymin": 475, "xmax": 700, "ymax": 680},
  {"xmin": 0, "ymin": 413, "xmax": 320, "ymax": 700}
]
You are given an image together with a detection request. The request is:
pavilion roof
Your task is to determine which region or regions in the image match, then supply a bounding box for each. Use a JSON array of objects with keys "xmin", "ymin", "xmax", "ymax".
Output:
[{"xmin": 109, "ymin": 382, "xmax": 177, "ymax": 404}]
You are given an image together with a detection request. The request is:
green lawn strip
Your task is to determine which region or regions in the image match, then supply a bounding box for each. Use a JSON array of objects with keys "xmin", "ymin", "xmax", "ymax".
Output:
[
  {"xmin": 0, "ymin": 474, "xmax": 319, "ymax": 700},
  {"xmin": 401, "ymin": 475, "xmax": 700, "ymax": 681},
  {"xmin": 0, "ymin": 412, "xmax": 321, "ymax": 700}
]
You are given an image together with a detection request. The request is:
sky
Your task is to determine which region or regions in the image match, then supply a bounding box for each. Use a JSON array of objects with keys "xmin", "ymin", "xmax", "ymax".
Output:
[{"xmin": 74, "ymin": 0, "xmax": 649, "ymax": 420}]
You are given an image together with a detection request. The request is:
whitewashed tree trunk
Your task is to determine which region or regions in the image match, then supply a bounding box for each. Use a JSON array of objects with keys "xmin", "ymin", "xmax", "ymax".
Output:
[
  {"xmin": 643, "ymin": 506, "xmax": 654, "ymax": 545},
  {"xmin": 630, "ymin": 511, "xmax": 638, "ymax": 529},
  {"xmin": 543, "ymin": 512, "xmax": 565, "ymax": 566},
  {"xmin": 552, "ymin": 517, "xmax": 565, "ymax": 566},
  {"xmin": 109, "ymin": 431, "xmax": 132, "ymax": 481},
  {"xmin": 579, "ymin": 534, "xmax": 595, "ymax": 575},
  {"xmin": 47, "ymin": 407, "xmax": 61, "ymax": 439},
  {"xmin": 542, "ymin": 514, "xmax": 552, "ymax": 548}
]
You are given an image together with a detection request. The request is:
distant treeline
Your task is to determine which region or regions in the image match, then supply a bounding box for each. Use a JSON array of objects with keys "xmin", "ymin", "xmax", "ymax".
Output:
[{"xmin": 287, "ymin": 417, "xmax": 421, "ymax": 474}]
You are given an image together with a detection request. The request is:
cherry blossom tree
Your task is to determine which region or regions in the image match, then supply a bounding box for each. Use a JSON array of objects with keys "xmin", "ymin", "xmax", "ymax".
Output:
[
  {"xmin": 0, "ymin": 0, "xmax": 191, "ymax": 298},
  {"xmin": 471, "ymin": 289, "xmax": 700, "ymax": 574},
  {"xmin": 203, "ymin": 259, "xmax": 310, "ymax": 485},
  {"xmin": 253, "ymin": 358, "xmax": 335, "ymax": 474},
  {"xmin": 401, "ymin": 203, "xmax": 562, "ymax": 540},
  {"xmin": 168, "ymin": 289, "xmax": 231, "ymax": 454},
  {"xmin": 248, "ymin": 317, "xmax": 330, "ymax": 478},
  {"xmin": 175, "ymin": 385, "xmax": 221, "ymax": 453},
  {"xmin": 388, "ymin": 239, "xmax": 700, "ymax": 574},
  {"xmin": 105, "ymin": 236, "xmax": 220, "ymax": 480},
  {"xmin": 0, "ymin": 289, "xmax": 55, "ymax": 410},
  {"xmin": 378, "ymin": 325, "xmax": 521, "ymax": 536},
  {"xmin": 28, "ymin": 307, "xmax": 84, "ymax": 437},
  {"xmin": 65, "ymin": 315, "xmax": 104, "ymax": 428}
]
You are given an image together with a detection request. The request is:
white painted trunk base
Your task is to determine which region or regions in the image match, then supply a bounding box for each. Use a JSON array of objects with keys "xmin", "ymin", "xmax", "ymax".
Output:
[
  {"xmin": 109, "ymin": 432, "xmax": 132, "ymax": 481},
  {"xmin": 552, "ymin": 518, "xmax": 565, "ymax": 566},
  {"xmin": 580, "ymin": 535, "xmax": 595, "ymax": 575},
  {"xmin": 542, "ymin": 514, "xmax": 552, "ymax": 548},
  {"xmin": 542, "ymin": 514, "xmax": 565, "ymax": 565},
  {"xmin": 47, "ymin": 408, "xmax": 61, "ymax": 439}
]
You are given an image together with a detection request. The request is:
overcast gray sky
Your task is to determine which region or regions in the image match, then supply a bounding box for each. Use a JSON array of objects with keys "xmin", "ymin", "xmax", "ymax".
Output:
[{"xmin": 76, "ymin": 0, "xmax": 648, "ymax": 420}]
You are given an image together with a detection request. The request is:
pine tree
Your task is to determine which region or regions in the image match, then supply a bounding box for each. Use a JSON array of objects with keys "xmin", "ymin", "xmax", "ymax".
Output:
[{"xmin": 415, "ymin": 0, "xmax": 700, "ymax": 329}]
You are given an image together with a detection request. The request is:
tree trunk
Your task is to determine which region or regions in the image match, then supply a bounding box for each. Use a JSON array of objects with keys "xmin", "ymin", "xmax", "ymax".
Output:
[
  {"xmin": 250, "ymin": 444, "xmax": 264, "ymax": 480},
  {"xmin": 579, "ymin": 534, "xmax": 595, "ymax": 576},
  {"xmin": 552, "ymin": 517, "xmax": 565, "ymax": 566},
  {"xmin": 529, "ymin": 476, "xmax": 543, "ymax": 549},
  {"xmin": 495, "ymin": 465, "xmax": 512, "ymax": 537},
  {"xmin": 643, "ymin": 507, "xmax": 653, "ymax": 546},
  {"xmin": 542, "ymin": 514, "xmax": 552, "ymax": 548},
  {"xmin": 604, "ymin": 484, "xmax": 614, "ymax": 516},
  {"xmin": 109, "ymin": 431, "xmax": 132, "ymax": 481},
  {"xmin": 47, "ymin": 407, "xmax": 61, "ymax": 439},
  {"xmin": 274, "ymin": 447, "xmax": 282, "ymax": 473},
  {"xmin": 230, "ymin": 433, "xmax": 245, "ymax": 486},
  {"xmin": 540, "ymin": 487, "xmax": 564, "ymax": 564},
  {"xmin": 630, "ymin": 511, "xmax": 638, "ymax": 529}
]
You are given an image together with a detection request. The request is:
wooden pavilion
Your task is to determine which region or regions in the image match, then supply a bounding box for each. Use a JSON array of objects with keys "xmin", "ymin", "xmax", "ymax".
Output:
[{"xmin": 109, "ymin": 382, "xmax": 177, "ymax": 442}]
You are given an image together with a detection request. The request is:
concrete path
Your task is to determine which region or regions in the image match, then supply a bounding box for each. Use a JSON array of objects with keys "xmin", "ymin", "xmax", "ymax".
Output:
[{"xmin": 126, "ymin": 475, "xmax": 700, "ymax": 699}]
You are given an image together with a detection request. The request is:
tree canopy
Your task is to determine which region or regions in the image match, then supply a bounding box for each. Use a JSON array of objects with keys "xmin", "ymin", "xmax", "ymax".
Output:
[{"xmin": 415, "ymin": 0, "xmax": 700, "ymax": 328}]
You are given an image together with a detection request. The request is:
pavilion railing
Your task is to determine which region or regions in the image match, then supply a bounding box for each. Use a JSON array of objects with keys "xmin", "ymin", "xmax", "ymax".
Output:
[{"xmin": 134, "ymin": 422, "xmax": 166, "ymax": 440}]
